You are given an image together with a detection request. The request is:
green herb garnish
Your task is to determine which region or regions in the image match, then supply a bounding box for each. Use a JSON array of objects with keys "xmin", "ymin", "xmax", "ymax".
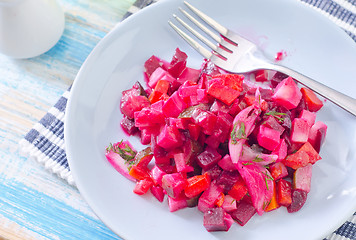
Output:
[
  {"xmin": 265, "ymin": 111, "xmax": 287, "ymax": 123},
  {"xmin": 230, "ymin": 121, "xmax": 247, "ymax": 144},
  {"xmin": 106, "ymin": 140, "xmax": 137, "ymax": 164},
  {"xmin": 262, "ymin": 171, "xmax": 274, "ymax": 191}
]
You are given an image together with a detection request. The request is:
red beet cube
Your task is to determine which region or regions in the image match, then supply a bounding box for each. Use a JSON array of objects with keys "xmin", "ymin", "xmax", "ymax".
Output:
[
  {"xmin": 196, "ymin": 147, "xmax": 222, "ymax": 170},
  {"xmin": 287, "ymin": 189, "xmax": 308, "ymax": 213},
  {"xmin": 230, "ymin": 200, "xmax": 256, "ymax": 226},
  {"xmin": 203, "ymin": 207, "xmax": 233, "ymax": 232}
]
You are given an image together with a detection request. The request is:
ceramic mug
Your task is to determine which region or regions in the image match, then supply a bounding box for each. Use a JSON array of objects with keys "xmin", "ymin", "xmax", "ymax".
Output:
[{"xmin": 0, "ymin": 0, "xmax": 65, "ymax": 58}]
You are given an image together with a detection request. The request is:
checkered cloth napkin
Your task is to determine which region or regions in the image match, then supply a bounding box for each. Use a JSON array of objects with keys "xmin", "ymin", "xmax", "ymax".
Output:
[{"xmin": 20, "ymin": 0, "xmax": 356, "ymax": 239}]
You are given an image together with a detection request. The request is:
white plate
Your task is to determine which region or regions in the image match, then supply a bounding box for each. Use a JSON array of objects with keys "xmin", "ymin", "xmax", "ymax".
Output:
[{"xmin": 65, "ymin": 0, "xmax": 356, "ymax": 239}]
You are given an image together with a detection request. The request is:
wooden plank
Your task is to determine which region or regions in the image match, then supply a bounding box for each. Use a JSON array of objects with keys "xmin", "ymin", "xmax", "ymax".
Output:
[{"xmin": 0, "ymin": 0, "xmax": 136, "ymax": 239}]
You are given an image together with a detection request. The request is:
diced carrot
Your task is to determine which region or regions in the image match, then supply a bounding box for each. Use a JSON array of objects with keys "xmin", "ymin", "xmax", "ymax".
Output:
[
  {"xmin": 298, "ymin": 142, "xmax": 321, "ymax": 164},
  {"xmin": 149, "ymin": 80, "xmax": 170, "ymax": 103},
  {"xmin": 265, "ymin": 181, "xmax": 279, "ymax": 212},
  {"xmin": 184, "ymin": 173, "xmax": 211, "ymax": 198},
  {"xmin": 129, "ymin": 165, "xmax": 151, "ymax": 180},
  {"xmin": 215, "ymin": 192, "xmax": 225, "ymax": 207},
  {"xmin": 207, "ymin": 81, "xmax": 240, "ymax": 106},
  {"xmin": 283, "ymin": 150, "xmax": 309, "ymax": 170},
  {"xmin": 228, "ymin": 177, "xmax": 248, "ymax": 202},
  {"xmin": 269, "ymin": 162, "xmax": 288, "ymax": 181},
  {"xmin": 301, "ymin": 87, "xmax": 323, "ymax": 112},
  {"xmin": 133, "ymin": 178, "xmax": 153, "ymax": 195},
  {"xmin": 277, "ymin": 179, "xmax": 292, "ymax": 206}
]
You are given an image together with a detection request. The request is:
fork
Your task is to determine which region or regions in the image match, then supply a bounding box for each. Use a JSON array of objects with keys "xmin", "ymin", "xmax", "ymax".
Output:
[{"xmin": 169, "ymin": 1, "xmax": 356, "ymax": 117}]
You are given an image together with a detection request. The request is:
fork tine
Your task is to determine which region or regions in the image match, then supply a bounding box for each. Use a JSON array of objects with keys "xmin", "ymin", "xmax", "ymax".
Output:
[
  {"xmin": 173, "ymin": 14, "xmax": 218, "ymax": 52},
  {"xmin": 168, "ymin": 21, "xmax": 212, "ymax": 59},
  {"xmin": 178, "ymin": 7, "xmax": 221, "ymax": 44},
  {"xmin": 184, "ymin": 1, "xmax": 228, "ymax": 36}
]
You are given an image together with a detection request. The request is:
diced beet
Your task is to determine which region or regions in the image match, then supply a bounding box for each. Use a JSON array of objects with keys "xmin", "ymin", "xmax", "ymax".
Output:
[
  {"xmin": 269, "ymin": 162, "xmax": 288, "ymax": 181},
  {"xmin": 218, "ymin": 154, "xmax": 236, "ymax": 171},
  {"xmin": 177, "ymin": 67, "xmax": 200, "ymax": 84},
  {"xmin": 197, "ymin": 147, "xmax": 222, "ymax": 170},
  {"xmin": 191, "ymin": 108, "xmax": 218, "ymax": 135},
  {"xmin": 162, "ymin": 91, "xmax": 188, "ymax": 118},
  {"xmin": 270, "ymin": 72, "xmax": 288, "ymax": 88},
  {"xmin": 120, "ymin": 89, "xmax": 150, "ymax": 120},
  {"xmin": 254, "ymin": 69, "xmax": 269, "ymax": 82},
  {"xmin": 162, "ymin": 173, "xmax": 187, "ymax": 199},
  {"xmin": 187, "ymin": 123, "xmax": 201, "ymax": 141},
  {"xmin": 221, "ymin": 195, "xmax": 237, "ymax": 212},
  {"xmin": 154, "ymin": 145, "xmax": 175, "ymax": 173},
  {"xmin": 150, "ymin": 185, "xmax": 165, "ymax": 202},
  {"xmin": 257, "ymin": 125, "xmax": 281, "ymax": 151},
  {"xmin": 272, "ymin": 77, "xmax": 302, "ymax": 110},
  {"xmin": 174, "ymin": 152, "xmax": 194, "ymax": 173},
  {"xmin": 148, "ymin": 67, "xmax": 175, "ymax": 89},
  {"xmin": 140, "ymin": 125, "xmax": 160, "ymax": 145},
  {"xmin": 308, "ymin": 121, "xmax": 327, "ymax": 153},
  {"xmin": 168, "ymin": 195, "xmax": 188, "ymax": 212},
  {"xmin": 299, "ymin": 109, "xmax": 316, "ymax": 127},
  {"xmin": 198, "ymin": 181, "xmax": 223, "ymax": 212},
  {"xmin": 287, "ymin": 189, "xmax": 308, "ymax": 213},
  {"xmin": 290, "ymin": 118, "xmax": 310, "ymax": 143},
  {"xmin": 216, "ymin": 170, "xmax": 240, "ymax": 192},
  {"xmin": 262, "ymin": 115, "xmax": 285, "ymax": 136},
  {"xmin": 151, "ymin": 166, "xmax": 166, "ymax": 187},
  {"xmin": 157, "ymin": 124, "xmax": 183, "ymax": 150},
  {"xmin": 210, "ymin": 99, "xmax": 229, "ymax": 114},
  {"xmin": 202, "ymin": 165, "xmax": 223, "ymax": 181},
  {"xmin": 205, "ymin": 134, "xmax": 220, "ymax": 149},
  {"xmin": 271, "ymin": 139, "xmax": 288, "ymax": 162},
  {"xmin": 143, "ymin": 55, "xmax": 168, "ymax": 80},
  {"xmin": 168, "ymin": 48, "xmax": 188, "ymax": 78},
  {"xmin": 120, "ymin": 115, "xmax": 138, "ymax": 135},
  {"xmin": 230, "ymin": 200, "xmax": 256, "ymax": 226},
  {"xmin": 134, "ymin": 107, "xmax": 165, "ymax": 128},
  {"xmin": 203, "ymin": 207, "xmax": 233, "ymax": 232},
  {"xmin": 293, "ymin": 163, "xmax": 312, "ymax": 193},
  {"xmin": 168, "ymin": 118, "xmax": 188, "ymax": 130},
  {"xmin": 196, "ymin": 89, "xmax": 209, "ymax": 104},
  {"xmin": 180, "ymin": 85, "xmax": 199, "ymax": 101}
]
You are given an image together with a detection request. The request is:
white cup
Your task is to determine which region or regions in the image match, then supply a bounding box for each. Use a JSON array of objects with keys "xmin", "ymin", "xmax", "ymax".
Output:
[{"xmin": 0, "ymin": 0, "xmax": 65, "ymax": 58}]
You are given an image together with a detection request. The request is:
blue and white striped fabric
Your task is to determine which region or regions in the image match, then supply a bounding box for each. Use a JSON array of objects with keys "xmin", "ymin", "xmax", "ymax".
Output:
[{"xmin": 20, "ymin": 0, "xmax": 356, "ymax": 239}]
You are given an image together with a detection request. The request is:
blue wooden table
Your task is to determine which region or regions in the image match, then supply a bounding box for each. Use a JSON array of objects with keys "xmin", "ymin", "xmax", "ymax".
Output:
[
  {"xmin": 0, "ymin": 0, "xmax": 135, "ymax": 239},
  {"xmin": 0, "ymin": 0, "xmax": 355, "ymax": 239}
]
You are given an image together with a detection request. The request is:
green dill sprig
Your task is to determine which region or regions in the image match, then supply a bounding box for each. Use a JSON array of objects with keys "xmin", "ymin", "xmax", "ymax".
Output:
[
  {"xmin": 230, "ymin": 121, "xmax": 247, "ymax": 144},
  {"xmin": 262, "ymin": 171, "xmax": 274, "ymax": 191},
  {"xmin": 253, "ymin": 156, "xmax": 264, "ymax": 163},
  {"xmin": 265, "ymin": 110, "xmax": 287, "ymax": 123},
  {"xmin": 106, "ymin": 140, "xmax": 137, "ymax": 164}
]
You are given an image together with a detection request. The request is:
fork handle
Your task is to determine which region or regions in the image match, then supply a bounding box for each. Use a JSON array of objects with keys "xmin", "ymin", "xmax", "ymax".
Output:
[{"xmin": 271, "ymin": 65, "xmax": 356, "ymax": 117}]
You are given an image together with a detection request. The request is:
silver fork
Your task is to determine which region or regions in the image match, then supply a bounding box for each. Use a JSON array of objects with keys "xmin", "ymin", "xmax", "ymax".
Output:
[{"xmin": 169, "ymin": 1, "xmax": 356, "ymax": 117}]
